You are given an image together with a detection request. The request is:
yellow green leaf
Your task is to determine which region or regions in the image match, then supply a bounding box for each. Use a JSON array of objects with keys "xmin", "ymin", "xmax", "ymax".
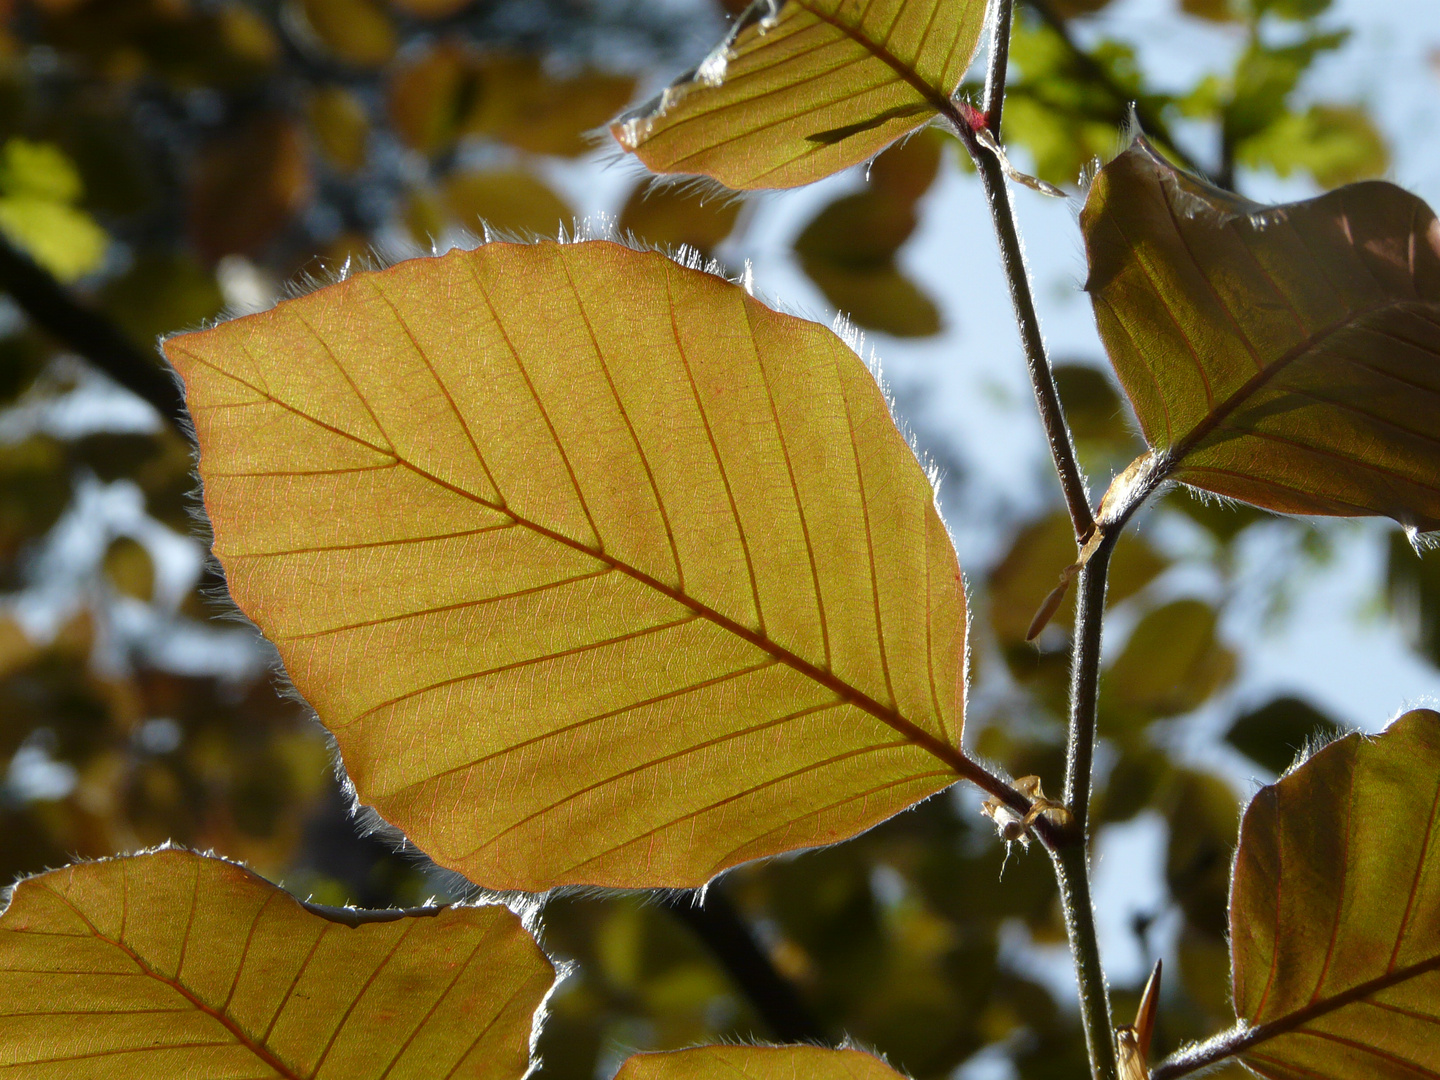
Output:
[
  {"xmin": 1238, "ymin": 103, "xmax": 1389, "ymax": 190},
  {"xmin": 163, "ymin": 240, "xmax": 971, "ymax": 891},
  {"xmin": 611, "ymin": 0, "xmax": 986, "ymax": 190},
  {"xmin": 1083, "ymin": 140, "xmax": 1440, "ymax": 531},
  {"xmin": 616, "ymin": 1045, "xmax": 909, "ymax": 1080},
  {"xmin": 0, "ymin": 138, "xmax": 84, "ymax": 203},
  {"xmin": 0, "ymin": 847, "xmax": 554, "ymax": 1078},
  {"xmin": 0, "ymin": 195, "xmax": 107, "ymax": 282},
  {"xmin": 1225, "ymin": 708, "xmax": 1440, "ymax": 1080}
]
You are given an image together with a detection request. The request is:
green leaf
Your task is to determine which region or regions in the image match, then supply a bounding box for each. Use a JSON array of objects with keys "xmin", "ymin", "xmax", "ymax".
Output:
[
  {"xmin": 1224, "ymin": 695, "xmax": 1348, "ymax": 774},
  {"xmin": 1105, "ymin": 599, "xmax": 1236, "ymax": 724},
  {"xmin": 616, "ymin": 1045, "xmax": 909, "ymax": 1080},
  {"xmin": 1082, "ymin": 140, "xmax": 1440, "ymax": 531},
  {"xmin": 611, "ymin": 0, "xmax": 986, "ymax": 190},
  {"xmin": 1227, "ymin": 709, "xmax": 1440, "ymax": 1079},
  {"xmin": 0, "ymin": 847, "xmax": 554, "ymax": 1078},
  {"xmin": 163, "ymin": 240, "xmax": 972, "ymax": 892},
  {"xmin": 0, "ymin": 138, "xmax": 107, "ymax": 282},
  {"xmin": 1238, "ymin": 103, "xmax": 1389, "ymax": 189}
]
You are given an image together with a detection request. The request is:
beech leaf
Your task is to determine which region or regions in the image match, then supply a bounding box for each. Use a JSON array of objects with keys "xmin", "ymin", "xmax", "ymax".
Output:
[
  {"xmin": 610, "ymin": 0, "xmax": 985, "ymax": 190},
  {"xmin": 0, "ymin": 847, "xmax": 554, "ymax": 1078},
  {"xmin": 163, "ymin": 240, "xmax": 970, "ymax": 892},
  {"xmin": 616, "ymin": 1044, "xmax": 908, "ymax": 1080},
  {"xmin": 1082, "ymin": 140, "xmax": 1440, "ymax": 531},
  {"xmin": 1225, "ymin": 708, "xmax": 1440, "ymax": 1079}
]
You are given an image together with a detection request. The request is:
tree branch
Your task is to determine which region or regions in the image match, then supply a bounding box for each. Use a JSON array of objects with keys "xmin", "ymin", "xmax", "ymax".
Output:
[
  {"xmin": 984, "ymin": 0, "xmax": 1016, "ymax": 133},
  {"xmin": 661, "ymin": 884, "xmax": 826, "ymax": 1044},
  {"xmin": 1062, "ymin": 533, "xmax": 1114, "ymax": 832},
  {"xmin": 1021, "ymin": 0, "xmax": 1211, "ymax": 180},
  {"xmin": 0, "ymin": 233, "xmax": 187, "ymax": 429},
  {"xmin": 1051, "ymin": 840, "xmax": 1120, "ymax": 1080}
]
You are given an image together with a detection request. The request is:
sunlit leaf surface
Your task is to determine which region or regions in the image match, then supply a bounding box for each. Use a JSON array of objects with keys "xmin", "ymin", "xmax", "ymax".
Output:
[
  {"xmin": 616, "ymin": 1044, "xmax": 908, "ymax": 1080},
  {"xmin": 1083, "ymin": 140, "xmax": 1440, "ymax": 530},
  {"xmin": 1228, "ymin": 709, "xmax": 1440, "ymax": 1079},
  {"xmin": 164, "ymin": 240, "xmax": 969, "ymax": 891},
  {"xmin": 611, "ymin": 0, "xmax": 985, "ymax": 190},
  {"xmin": 0, "ymin": 848, "xmax": 553, "ymax": 1078}
]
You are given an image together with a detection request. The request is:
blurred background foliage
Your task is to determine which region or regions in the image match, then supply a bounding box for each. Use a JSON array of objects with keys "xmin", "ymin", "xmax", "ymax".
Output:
[{"xmin": 0, "ymin": 0, "xmax": 1422, "ymax": 1078}]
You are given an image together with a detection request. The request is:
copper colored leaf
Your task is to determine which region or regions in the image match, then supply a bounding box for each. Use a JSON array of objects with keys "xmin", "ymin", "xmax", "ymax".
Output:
[
  {"xmin": 1225, "ymin": 708, "xmax": 1440, "ymax": 1079},
  {"xmin": 188, "ymin": 113, "xmax": 311, "ymax": 264},
  {"xmin": 163, "ymin": 240, "xmax": 970, "ymax": 892},
  {"xmin": 1083, "ymin": 140, "xmax": 1440, "ymax": 530},
  {"xmin": 0, "ymin": 847, "xmax": 554, "ymax": 1078},
  {"xmin": 616, "ymin": 1045, "xmax": 909, "ymax": 1080},
  {"xmin": 611, "ymin": 0, "xmax": 986, "ymax": 190}
]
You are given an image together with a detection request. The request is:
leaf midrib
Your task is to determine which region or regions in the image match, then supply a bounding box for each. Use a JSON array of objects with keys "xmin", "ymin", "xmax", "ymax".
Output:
[
  {"xmin": 179, "ymin": 348, "xmax": 1003, "ymax": 802},
  {"xmin": 786, "ymin": 0, "xmax": 964, "ymax": 124},
  {"xmin": 1233, "ymin": 949, "xmax": 1440, "ymax": 1064},
  {"xmin": 1158, "ymin": 298, "xmax": 1430, "ymax": 474},
  {"xmin": 37, "ymin": 881, "xmax": 303, "ymax": 1080}
]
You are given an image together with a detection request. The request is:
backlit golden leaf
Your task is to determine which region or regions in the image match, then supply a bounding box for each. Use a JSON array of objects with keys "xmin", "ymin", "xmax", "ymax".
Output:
[
  {"xmin": 611, "ymin": 0, "xmax": 986, "ymax": 189},
  {"xmin": 0, "ymin": 847, "xmax": 553, "ymax": 1078},
  {"xmin": 1083, "ymin": 140, "xmax": 1440, "ymax": 530},
  {"xmin": 1226, "ymin": 708, "xmax": 1440, "ymax": 1080},
  {"xmin": 616, "ymin": 1045, "xmax": 909, "ymax": 1080},
  {"xmin": 164, "ymin": 240, "xmax": 970, "ymax": 891}
]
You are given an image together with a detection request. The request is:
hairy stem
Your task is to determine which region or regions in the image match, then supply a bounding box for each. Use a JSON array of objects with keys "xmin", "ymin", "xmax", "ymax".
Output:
[
  {"xmin": 1063, "ymin": 533, "xmax": 1115, "ymax": 832},
  {"xmin": 1052, "ymin": 841, "xmax": 1120, "ymax": 1080},
  {"xmin": 972, "ymin": 145, "xmax": 1096, "ymax": 541},
  {"xmin": 984, "ymin": 0, "xmax": 1015, "ymax": 131}
]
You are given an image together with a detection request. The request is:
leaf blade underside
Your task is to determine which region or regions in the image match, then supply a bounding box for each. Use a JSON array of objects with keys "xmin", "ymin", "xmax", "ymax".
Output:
[
  {"xmin": 1082, "ymin": 140, "xmax": 1440, "ymax": 531},
  {"xmin": 616, "ymin": 1044, "xmax": 909, "ymax": 1080},
  {"xmin": 0, "ymin": 848, "xmax": 553, "ymax": 1079},
  {"xmin": 163, "ymin": 240, "xmax": 968, "ymax": 892},
  {"xmin": 610, "ymin": 0, "xmax": 985, "ymax": 190},
  {"xmin": 1228, "ymin": 709, "xmax": 1440, "ymax": 1080}
]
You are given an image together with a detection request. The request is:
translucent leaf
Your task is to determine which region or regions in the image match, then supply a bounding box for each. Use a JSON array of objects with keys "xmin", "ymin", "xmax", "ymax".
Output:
[
  {"xmin": 1228, "ymin": 709, "xmax": 1440, "ymax": 1079},
  {"xmin": 616, "ymin": 1045, "xmax": 908, "ymax": 1080},
  {"xmin": 1082, "ymin": 141, "xmax": 1440, "ymax": 531},
  {"xmin": 163, "ymin": 240, "xmax": 971, "ymax": 891},
  {"xmin": 612, "ymin": 0, "xmax": 987, "ymax": 190},
  {"xmin": 0, "ymin": 848, "xmax": 554, "ymax": 1078}
]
